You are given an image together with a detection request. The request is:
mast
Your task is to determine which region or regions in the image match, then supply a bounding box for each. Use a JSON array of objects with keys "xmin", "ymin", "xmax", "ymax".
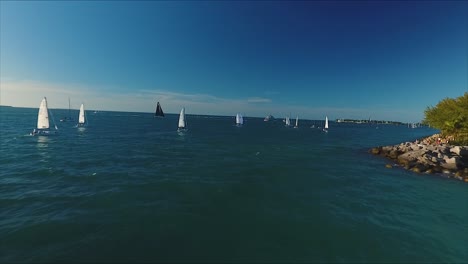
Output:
[{"xmin": 68, "ymin": 97, "xmax": 71, "ymax": 119}]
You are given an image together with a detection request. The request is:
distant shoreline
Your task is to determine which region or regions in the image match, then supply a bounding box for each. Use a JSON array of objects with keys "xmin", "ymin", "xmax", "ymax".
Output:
[
  {"xmin": 370, "ymin": 134, "xmax": 468, "ymax": 183},
  {"xmin": 336, "ymin": 118, "xmax": 415, "ymax": 126}
]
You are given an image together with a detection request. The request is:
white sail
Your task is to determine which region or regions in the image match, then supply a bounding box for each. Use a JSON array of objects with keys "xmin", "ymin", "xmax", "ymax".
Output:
[
  {"xmin": 285, "ymin": 116, "xmax": 290, "ymax": 126},
  {"xmin": 37, "ymin": 97, "xmax": 50, "ymax": 129},
  {"xmin": 295, "ymin": 116, "xmax": 298, "ymax": 127},
  {"xmin": 325, "ymin": 116, "xmax": 329, "ymax": 129},
  {"xmin": 78, "ymin": 103, "xmax": 85, "ymax": 124},
  {"xmin": 236, "ymin": 113, "xmax": 243, "ymax": 125},
  {"xmin": 178, "ymin": 108, "xmax": 186, "ymax": 128}
]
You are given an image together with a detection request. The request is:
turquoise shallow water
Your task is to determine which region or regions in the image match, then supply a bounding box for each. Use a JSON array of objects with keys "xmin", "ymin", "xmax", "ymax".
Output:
[{"xmin": 0, "ymin": 106, "xmax": 467, "ymax": 262}]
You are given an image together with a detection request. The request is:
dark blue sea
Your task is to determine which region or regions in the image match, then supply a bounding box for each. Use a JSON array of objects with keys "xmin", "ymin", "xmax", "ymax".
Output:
[{"xmin": 1, "ymin": 106, "xmax": 467, "ymax": 262}]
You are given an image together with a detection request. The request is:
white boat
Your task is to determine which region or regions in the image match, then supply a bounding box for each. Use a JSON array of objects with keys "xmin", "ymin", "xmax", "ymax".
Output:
[
  {"xmin": 236, "ymin": 113, "xmax": 243, "ymax": 126},
  {"xmin": 178, "ymin": 107, "xmax": 187, "ymax": 131},
  {"xmin": 31, "ymin": 97, "xmax": 58, "ymax": 136},
  {"xmin": 264, "ymin": 114, "xmax": 274, "ymax": 122},
  {"xmin": 285, "ymin": 115, "xmax": 291, "ymax": 127},
  {"xmin": 77, "ymin": 103, "xmax": 86, "ymax": 127},
  {"xmin": 323, "ymin": 116, "xmax": 329, "ymax": 132},
  {"xmin": 294, "ymin": 116, "xmax": 299, "ymax": 128}
]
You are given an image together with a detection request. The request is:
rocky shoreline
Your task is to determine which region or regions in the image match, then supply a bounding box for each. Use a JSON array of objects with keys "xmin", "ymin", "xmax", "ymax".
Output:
[{"xmin": 370, "ymin": 134, "xmax": 468, "ymax": 183}]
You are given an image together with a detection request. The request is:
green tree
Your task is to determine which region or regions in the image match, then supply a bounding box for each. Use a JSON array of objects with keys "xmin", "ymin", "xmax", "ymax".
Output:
[{"xmin": 424, "ymin": 92, "xmax": 468, "ymax": 145}]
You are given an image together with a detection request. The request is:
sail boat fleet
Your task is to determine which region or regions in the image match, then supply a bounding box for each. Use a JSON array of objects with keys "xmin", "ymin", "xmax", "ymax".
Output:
[{"xmin": 30, "ymin": 98, "xmax": 330, "ymax": 135}]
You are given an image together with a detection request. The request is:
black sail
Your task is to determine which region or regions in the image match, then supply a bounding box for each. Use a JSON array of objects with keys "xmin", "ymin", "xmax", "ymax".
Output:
[{"xmin": 155, "ymin": 102, "xmax": 165, "ymax": 117}]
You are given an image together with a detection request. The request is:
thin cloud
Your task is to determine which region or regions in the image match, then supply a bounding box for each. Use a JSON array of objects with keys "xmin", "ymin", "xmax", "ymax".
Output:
[
  {"xmin": 247, "ymin": 97, "xmax": 272, "ymax": 103},
  {"xmin": 0, "ymin": 80, "xmax": 423, "ymax": 122}
]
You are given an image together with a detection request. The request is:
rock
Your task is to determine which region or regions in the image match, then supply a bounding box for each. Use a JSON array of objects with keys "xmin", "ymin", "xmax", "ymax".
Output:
[
  {"xmin": 461, "ymin": 148, "xmax": 468, "ymax": 157},
  {"xmin": 388, "ymin": 150, "xmax": 400, "ymax": 159},
  {"xmin": 371, "ymin": 136, "xmax": 468, "ymax": 182},
  {"xmin": 371, "ymin": 147, "xmax": 381, "ymax": 155},
  {"xmin": 433, "ymin": 166, "xmax": 443, "ymax": 173},
  {"xmin": 444, "ymin": 156, "xmax": 457, "ymax": 164},
  {"xmin": 441, "ymin": 157, "xmax": 458, "ymax": 170},
  {"xmin": 398, "ymin": 156, "xmax": 410, "ymax": 166},
  {"xmin": 450, "ymin": 146, "xmax": 461, "ymax": 155},
  {"xmin": 382, "ymin": 146, "xmax": 393, "ymax": 153}
]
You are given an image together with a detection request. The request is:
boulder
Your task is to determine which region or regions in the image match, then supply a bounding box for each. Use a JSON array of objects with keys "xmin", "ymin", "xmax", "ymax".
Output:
[
  {"xmin": 371, "ymin": 147, "xmax": 381, "ymax": 155},
  {"xmin": 450, "ymin": 146, "xmax": 461, "ymax": 155},
  {"xmin": 441, "ymin": 157, "xmax": 458, "ymax": 170},
  {"xmin": 441, "ymin": 163, "xmax": 457, "ymax": 171},
  {"xmin": 433, "ymin": 166, "xmax": 443, "ymax": 173},
  {"xmin": 460, "ymin": 147, "xmax": 468, "ymax": 157},
  {"xmin": 388, "ymin": 150, "xmax": 400, "ymax": 159},
  {"xmin": 444, "ymin": 156, "xmax": 457, "ymax": 164}
]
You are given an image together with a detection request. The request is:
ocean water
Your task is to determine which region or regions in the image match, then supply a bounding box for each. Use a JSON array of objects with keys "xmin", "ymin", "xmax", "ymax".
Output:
[{"xmin": 1, "ymin": 106, "xmax": 467, "ymax": 262}]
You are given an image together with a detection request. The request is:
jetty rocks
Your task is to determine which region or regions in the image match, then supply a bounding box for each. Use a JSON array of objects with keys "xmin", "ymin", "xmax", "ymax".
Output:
[{"xmin": 370, "ymin": 139, "xmax": 468, "ymax": 182}]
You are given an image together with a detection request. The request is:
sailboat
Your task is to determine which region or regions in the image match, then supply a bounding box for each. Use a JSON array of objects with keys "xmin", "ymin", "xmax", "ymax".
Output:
[
  {"xmin": 264, "ymin": 114, "xmax": 274, "ymax": 122},
  {"xmin": 236, "ymin": 113, "xmax": 243, "ymax": 126},
  {"xmin": 294, "ymin": 116, "xmax": 299, "ymax": 128},
  {"xmin": 323, "ymin": 116, "xmax": 329, "ymax": 132},
  {"xmin": 31, "ymin": 97, "xmax": 58, "ymax": 136},
  {"xmin": 285, "ymin": 115, "xmax": 291, "ymax": 127},
  {"xmin": 77, "ymin": 103, "xmax": 87, "ymax": 127},
  {"xmin": 154, "ymin": 102, "xmax": 164, "ymax": 117},
  {"xmin": 60, "ymin": 97, "xmax": 73, "ymax": 122},
  {"xmin": 178, "ymin": 107, "xmax": 187, "ymax": 131}
]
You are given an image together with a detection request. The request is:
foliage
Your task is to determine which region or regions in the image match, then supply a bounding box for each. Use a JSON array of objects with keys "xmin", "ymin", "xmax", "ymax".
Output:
[{"xmin": 424, "ymin": 92, "xmax": 468, "ymax": 145}]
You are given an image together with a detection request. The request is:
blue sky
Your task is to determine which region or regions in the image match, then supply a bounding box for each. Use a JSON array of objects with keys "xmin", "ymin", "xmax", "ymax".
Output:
[{"xmin": 1, "ymin": 1, "xmax": 467, "ymax": 122}]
